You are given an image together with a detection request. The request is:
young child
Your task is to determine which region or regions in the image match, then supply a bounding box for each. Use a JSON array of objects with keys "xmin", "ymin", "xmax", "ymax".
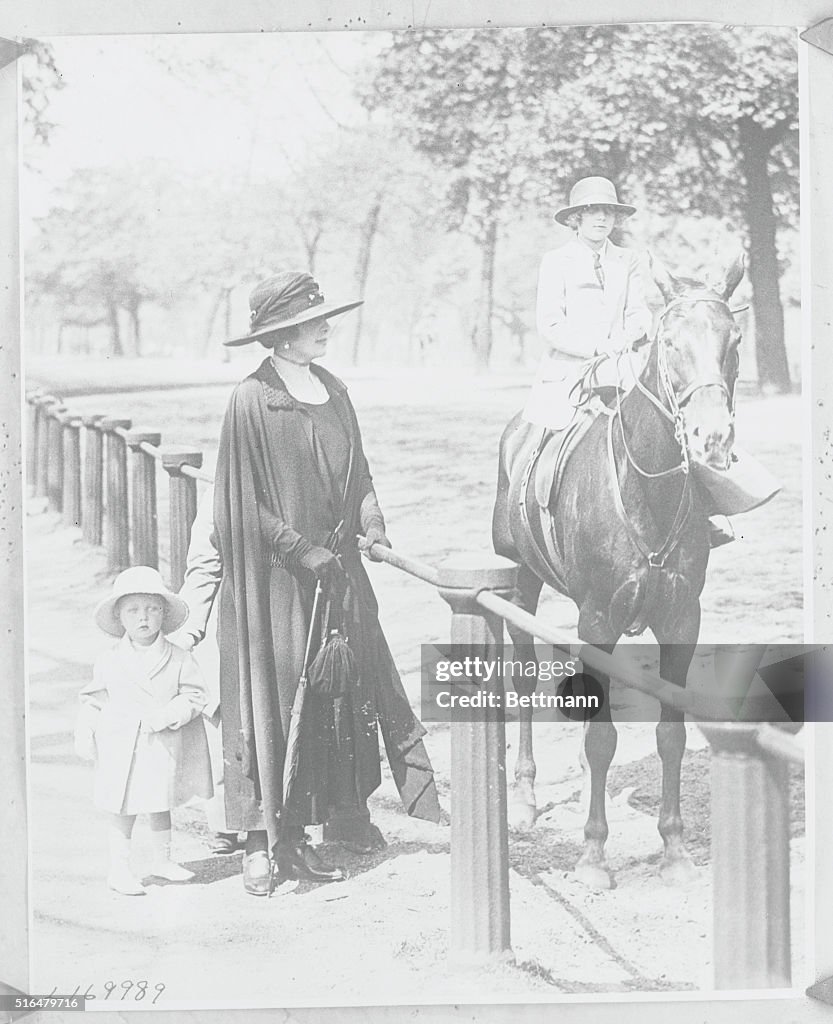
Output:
[{"xmin": 75, "ymin": 566, "xmax": 213, "ymax": 895}]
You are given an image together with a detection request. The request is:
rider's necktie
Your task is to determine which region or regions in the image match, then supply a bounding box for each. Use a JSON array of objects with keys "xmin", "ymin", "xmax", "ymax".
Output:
[{"xmin": 593, "ymin": 250, "xmax": 606, "ymax": 290}]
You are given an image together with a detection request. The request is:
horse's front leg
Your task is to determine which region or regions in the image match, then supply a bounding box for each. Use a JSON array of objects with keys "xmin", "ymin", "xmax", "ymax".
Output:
[
  {"xmin": 575, "ymin": 606, "xmax": 618, "ymax": 890},
  {"xmin": 655, "ymin": 604, "xmax": 700, "ymax": 885},
  {"xmin": 505, "ymin": 565, "xmax": 544, "ymax": 830}
]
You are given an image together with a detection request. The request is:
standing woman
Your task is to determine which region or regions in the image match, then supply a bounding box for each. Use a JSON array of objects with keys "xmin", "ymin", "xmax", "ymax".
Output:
[
  {"xmin": 215, "ymin": 272, "xmax": 440, "ymax": 896},
  {"xmin": 523, "ymin": 176, "xmax": 652, "ymax": 430}
]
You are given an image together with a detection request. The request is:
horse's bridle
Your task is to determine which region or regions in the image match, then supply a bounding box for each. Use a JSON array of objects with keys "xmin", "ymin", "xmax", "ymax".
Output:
[
  {"xmin": 653, "ymin": 291, "xmax": 742, "ymax": 414},
  {"xmin": 618, "ymin": 292, "xmax": 742, "ymax": 480},
  {"xmin": 606, "ymin": 293, "xmax": 743, "ymax": 590}
]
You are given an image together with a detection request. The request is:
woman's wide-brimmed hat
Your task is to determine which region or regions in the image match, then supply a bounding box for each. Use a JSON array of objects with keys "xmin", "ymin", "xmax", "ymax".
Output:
[
  {"xmin": 554, "ymin": 176, "xmax": 637, "ymax": 226},
  {"xmin": 224, "ymin": 271, "xmax": 363, "ymax": 348},
  {"xmin": 94, "ymin": 565, "xmax": 189, "ymax": 638}
]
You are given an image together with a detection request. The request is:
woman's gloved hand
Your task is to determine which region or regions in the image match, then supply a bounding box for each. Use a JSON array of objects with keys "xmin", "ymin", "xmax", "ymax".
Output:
[
  {"xmin": 298, "ymin": 545, "xmax": 347, "ymax": 598},
  {"xmin": 360, "ymin": 490, "xmax": 391, "ymax": 563},
  {"xmin": 363, "ymin": 523, "xmax": 392, "ymax": 562}
]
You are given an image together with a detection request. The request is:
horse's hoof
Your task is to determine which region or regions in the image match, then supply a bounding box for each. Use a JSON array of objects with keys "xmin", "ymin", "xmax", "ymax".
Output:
[
  {"xmin": 659, "ymin": 855, "xmax": 699, "ymax": 886},
  {"xmin": 574, "ymin": 862, "xmax": 613, "ymax": 891},
  {"xmin": 509, "ymin": 801, "xmax": 537, "ymax": 832}
]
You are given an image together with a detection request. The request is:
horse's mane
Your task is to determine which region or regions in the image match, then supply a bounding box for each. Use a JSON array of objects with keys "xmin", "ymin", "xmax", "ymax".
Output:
[{"xmin": 670, "ymin": 274, "xmax": 710, "ymax": 292}]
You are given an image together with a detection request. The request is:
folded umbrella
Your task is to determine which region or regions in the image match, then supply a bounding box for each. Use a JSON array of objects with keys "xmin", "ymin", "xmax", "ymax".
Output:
[{"xmin": 282, "ymin": 580, "xmax": 324, "ymax": 812}]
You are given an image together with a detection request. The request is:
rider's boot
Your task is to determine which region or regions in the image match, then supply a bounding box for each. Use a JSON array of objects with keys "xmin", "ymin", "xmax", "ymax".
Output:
[{"xmin": 708, "ymin": 515, "xmax": 735, "ymax": 548}]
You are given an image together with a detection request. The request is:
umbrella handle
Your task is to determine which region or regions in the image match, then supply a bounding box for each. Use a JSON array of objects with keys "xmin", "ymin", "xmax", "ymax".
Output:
[{"xmin": 301, "ymin": 580, "xmax": 324, "ymax": 674}]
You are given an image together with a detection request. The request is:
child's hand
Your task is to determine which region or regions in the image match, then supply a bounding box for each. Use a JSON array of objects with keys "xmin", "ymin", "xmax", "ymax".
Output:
[{"xmin": 169, "ymin": 630, "xmax": 197, "ymax": 652}]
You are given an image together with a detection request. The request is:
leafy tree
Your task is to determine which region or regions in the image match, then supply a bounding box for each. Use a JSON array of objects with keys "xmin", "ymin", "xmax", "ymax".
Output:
[
  {"xmin": 20, "ymin": 38, "xmax": 64, "ymax": 160},
  {"xmin": 363, "ymin": 25, "xmax": 798, "ymax": 387},
  {"xmin": 522, "ymin": 25, "xmax": 797, "ymax": 392},
  {"xmin": 361, "ymin": 30, "xmax": 541, "ymax": 367},
  {"xmin": 28, "ymin": 165, "xmax": 204, "ymax": 355}
]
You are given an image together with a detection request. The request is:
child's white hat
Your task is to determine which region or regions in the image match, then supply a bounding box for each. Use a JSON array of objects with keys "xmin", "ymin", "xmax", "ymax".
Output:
[{"xmin": 94, "ymin": 565, "xmax": 189, "ymax": 638}]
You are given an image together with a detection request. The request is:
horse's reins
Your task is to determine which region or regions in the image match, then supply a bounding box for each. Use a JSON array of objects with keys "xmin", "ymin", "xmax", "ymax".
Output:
[{"xmin": 607, "ymin": 293, "xmax": 741, "ymax": 606}]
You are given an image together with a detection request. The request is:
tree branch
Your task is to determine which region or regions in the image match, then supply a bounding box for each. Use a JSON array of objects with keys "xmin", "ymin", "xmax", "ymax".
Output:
[{"xmin": 286, "ymin": 39, "xmax": 362, "ymax": 133}]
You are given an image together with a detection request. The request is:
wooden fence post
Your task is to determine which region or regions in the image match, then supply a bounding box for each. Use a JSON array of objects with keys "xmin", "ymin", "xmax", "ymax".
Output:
[
  {"xmin": 46, "ymin": 402, "xmax": 67, "ymax": 513},
  {"xmin": 437, "ymin": 554, "xmax": 518, "ymax": 963},
  {"xmin": 125, "ymin": 429, "xmax": 161, "ymax": 569},
  {"xmin": 82, "ymin": 414, "xmax": 106, "ymax": 545},
  {"xmin": 100, "ymin": 417, "xmax": 131, "ymax": 572},
  {"xmin": 57, "ymin": 410, "xmax": 83, "ymax": 530},
  {"xmin": 35, "ymin": 394, "xmax": 57, "ymax": 498},
  {"xmin": 160, "ymin": 446, "xmax": 202, "ymax": 590},
  {"xmin": 25, "ymin": 389, "xmax": 43, "ymax": 491},
  {"xmin": 699, "ymin": 722, "xmax": 792, "ymax": 989}
]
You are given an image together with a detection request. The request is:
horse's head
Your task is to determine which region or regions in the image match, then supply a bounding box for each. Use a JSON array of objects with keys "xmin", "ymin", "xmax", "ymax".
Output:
[{"xmin": 650, "ymin": 254, "xmax": 745, "ymax": 471}]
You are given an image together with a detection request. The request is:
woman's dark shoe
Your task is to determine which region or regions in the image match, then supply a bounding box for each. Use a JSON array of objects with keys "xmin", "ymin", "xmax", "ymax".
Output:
[
  {"xmin": 323, "ymin": 816, "xmax": 386, "ymax": 854},
  {"xmin": 276, "ymin": 837, "xmax": 346, "ymax": 883},
  {"xmin": 211, "ymin": 832, "xmax": 241, "ymax": 855},
  {"xmin": 242, "ymin": 851, "xmax": 273, "ymax": 896}
]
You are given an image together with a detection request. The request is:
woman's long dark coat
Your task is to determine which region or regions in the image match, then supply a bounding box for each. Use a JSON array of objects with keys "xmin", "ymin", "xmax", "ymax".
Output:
[{"xmin": 213, "ymin": 357, "xmax": 439, "ymax": 845}]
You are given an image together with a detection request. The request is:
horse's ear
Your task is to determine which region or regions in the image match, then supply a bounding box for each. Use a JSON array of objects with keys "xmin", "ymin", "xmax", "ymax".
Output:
[
  {"xmin": 711, "ymin": 253, "xmax": 746, "ymax": 301},
  {"xmin": 649, "ymin": 252, "xmax": 685, "ymax": 303}
]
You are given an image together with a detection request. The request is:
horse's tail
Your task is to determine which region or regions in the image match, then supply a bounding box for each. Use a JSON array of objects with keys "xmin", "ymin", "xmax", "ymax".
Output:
[{"xmin": 492, "ymin": 414, "xmax": 522, "ymax": 561}]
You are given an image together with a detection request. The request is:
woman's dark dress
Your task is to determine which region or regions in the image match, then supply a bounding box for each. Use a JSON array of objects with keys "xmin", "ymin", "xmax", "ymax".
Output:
[{"xmin": 213, "ymin": 358, "xmax": 439, "ymax": 846}]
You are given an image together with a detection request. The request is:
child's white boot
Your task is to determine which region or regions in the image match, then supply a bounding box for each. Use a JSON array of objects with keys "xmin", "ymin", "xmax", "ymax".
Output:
[
  {"xmin": 107, "ymin": 830, "xmax": 146, "ymax": 896},
  {"xmin": 148, "ymin": 829, "xmax": 194, "ymax": 882}
]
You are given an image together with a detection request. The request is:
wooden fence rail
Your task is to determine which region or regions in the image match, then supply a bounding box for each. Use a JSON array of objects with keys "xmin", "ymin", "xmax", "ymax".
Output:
[{"xmin": 24, "ymin": 387, "xmax": 800, "ymax": 987}]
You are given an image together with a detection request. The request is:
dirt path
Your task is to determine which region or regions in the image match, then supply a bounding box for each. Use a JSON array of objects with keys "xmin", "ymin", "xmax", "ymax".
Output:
[
  {"xmin": 24, "ymin": 382, "xmax": 805, "ymax": 1007},
  {"xmin": 25, "ymin": 508, "xmax": 804, "ymax": 1008}
]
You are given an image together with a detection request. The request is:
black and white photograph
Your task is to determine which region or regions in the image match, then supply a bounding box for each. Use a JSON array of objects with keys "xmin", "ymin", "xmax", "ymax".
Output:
[{"xmin": 3, "ymin": 1, "xmax": 833, "ymax": 1021}]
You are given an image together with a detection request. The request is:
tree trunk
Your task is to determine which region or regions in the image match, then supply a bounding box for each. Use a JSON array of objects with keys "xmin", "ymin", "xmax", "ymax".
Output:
[
  {"xmin": 471, "ymin": 217, "xmax": 498, "ymax": 369},
  {"xmin": 738, "ymin": 117, "xmax": 791, "ymax": 393},
  {"xmin": 204, "ymin": 289, "xmax": 224, "ymax": 355},
  {"xmin": 222, "ymin": 287, "xmax": 232, "ymax": 363},
  {"xmin": 107, "ymin": 300, "xmax": 124, "ymax": 357},
  {"xmin": 299, "ymin": 215, "xmax": 322, "ymax": 274},
  {"xmin": 130, "ymin": 302, "xmax": 141, "ymax": 357},
  {"xmin": 351, "ymin": 193, "xmax": 384, "ymax": 365}
]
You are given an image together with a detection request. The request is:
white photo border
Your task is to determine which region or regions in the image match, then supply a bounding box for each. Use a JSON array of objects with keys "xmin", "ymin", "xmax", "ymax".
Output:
[{"xmin": 2, "ymin": 1, "xmax": 832, "ymax": 1020}]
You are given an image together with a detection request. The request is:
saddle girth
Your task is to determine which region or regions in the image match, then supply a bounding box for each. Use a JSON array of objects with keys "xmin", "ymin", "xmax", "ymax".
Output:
[{"xmin": 507, "ymin": 412, "xmax": 597, "ymax": 598}]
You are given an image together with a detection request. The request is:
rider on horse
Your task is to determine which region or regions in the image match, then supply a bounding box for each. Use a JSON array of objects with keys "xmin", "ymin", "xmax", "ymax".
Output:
[
  {"xmin": 523, "ymin": 175, "xmax": 651, "ymax": 430},
  {"xmin": 495, "ymin": 178, "xmax": 781, "ymax": 885},
  {"xmin": 523, "ymin": 175, "xmax": 772, "ymax": 545}
]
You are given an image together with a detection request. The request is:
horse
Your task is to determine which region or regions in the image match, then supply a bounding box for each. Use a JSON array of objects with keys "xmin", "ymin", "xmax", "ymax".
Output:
[{"xmin": 492, "ymin": 255, "xmax": 746, "ymax": 890}]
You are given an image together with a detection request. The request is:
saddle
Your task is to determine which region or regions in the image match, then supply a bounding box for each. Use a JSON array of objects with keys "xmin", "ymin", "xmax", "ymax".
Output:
[
  {"xmin": 506, "ymin": 403, "xmax": 603, "ymax": 595},
  {"xmin": 532, "ymin": 412, "xmax": 595, "ymax": 511}
]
